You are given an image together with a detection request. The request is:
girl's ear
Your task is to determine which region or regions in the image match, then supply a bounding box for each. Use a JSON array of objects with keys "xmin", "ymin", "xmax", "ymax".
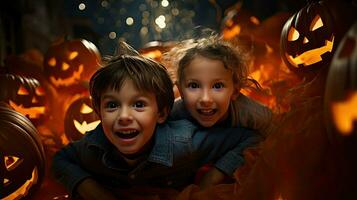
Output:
[
  {"xmin": 231, "ymin": 85, "xmax": 241, "ymax": 101},
  {"xmin": 157, "ymin": 107, "xmax": 169, "ymax": 124},
  {"xmin": 176, "ymin": 82, "xmax": 184, "ymax": 99}
]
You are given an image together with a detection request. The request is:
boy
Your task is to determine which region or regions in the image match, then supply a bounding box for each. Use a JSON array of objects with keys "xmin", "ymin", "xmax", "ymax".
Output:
[{"xmin": 51, "ymin": 45, "xmax": 260, "ymax": 199}]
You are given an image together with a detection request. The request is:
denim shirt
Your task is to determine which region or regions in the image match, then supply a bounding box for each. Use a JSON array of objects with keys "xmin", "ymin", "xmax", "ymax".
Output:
[{"xmin": 51, "ymin": 119, "xmax": 260, "ymax": 196}]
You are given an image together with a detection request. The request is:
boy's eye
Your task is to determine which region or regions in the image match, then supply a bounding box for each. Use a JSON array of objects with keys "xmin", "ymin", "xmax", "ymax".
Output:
[
  {"xmin": 105, "ymin": 101, "xmax": 118, "ymax": 109},
  {"xmin": 133, "ymin": 101, "xmax": 145, "ymax": 108},
  {"xmin": 213, "ymin": 82, "xmax": 224, "ymax": 89},
  {"xmin": 187, "ymin": 82, "xmax": 199, "ymax": 89}
]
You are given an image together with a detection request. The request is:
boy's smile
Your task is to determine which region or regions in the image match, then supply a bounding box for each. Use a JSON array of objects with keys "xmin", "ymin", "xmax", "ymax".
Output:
[{"xmin": 100, "ymin": 79, "xmax": 166, "ymax": 156}]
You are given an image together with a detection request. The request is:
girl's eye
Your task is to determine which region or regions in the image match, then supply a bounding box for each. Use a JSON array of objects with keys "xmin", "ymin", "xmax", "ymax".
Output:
[
  {"xmin": 187, "ymin": 82, "xmax": 199, "ymax": 89},
  {"xmin": 213, "ymin": 82, "xmax": 224, "ymax": 89},
  {"xmin": 133, "ymin": 101, "xmax": 145, "ymax": 108}
]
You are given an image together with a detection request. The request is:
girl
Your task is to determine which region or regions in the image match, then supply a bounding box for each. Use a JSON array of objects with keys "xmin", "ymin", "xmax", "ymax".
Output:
[{"xmin": 164, "ymin": 34, "xmax": 274, "ymax": 187}]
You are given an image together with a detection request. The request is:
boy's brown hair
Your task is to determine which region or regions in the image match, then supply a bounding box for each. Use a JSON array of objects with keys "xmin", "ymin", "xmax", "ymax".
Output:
[{"xmin": 89, "ymin": 42, "xmax": 174, "ymax": 116}]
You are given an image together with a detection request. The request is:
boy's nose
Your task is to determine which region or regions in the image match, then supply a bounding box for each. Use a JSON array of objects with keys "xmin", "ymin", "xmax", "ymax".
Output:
[{"xmin": 118, "ymin": 107, "xmax": 133, "ymax": 125}]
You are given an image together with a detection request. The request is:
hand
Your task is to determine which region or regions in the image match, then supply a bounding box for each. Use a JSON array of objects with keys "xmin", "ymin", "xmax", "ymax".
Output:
[
  {"xmin": 76, "ymin": 178, "xmax": 117, "ymax": 200},
  {"xmin": 198, "ymin": 167, "xmax": 226, "ymax": 189}
]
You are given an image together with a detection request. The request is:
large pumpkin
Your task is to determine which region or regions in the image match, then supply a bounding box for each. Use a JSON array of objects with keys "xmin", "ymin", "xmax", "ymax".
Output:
[
  {"xmin": 0, "ymin": 102, "xmax": 45, "ymax": 199},
  {"xmin": 280, "ymin": 0, "xmax": 357, "ymax": 80},
  {"xmin": 64, "ymin": 96, "xmax": 100, "ymax": 141},
  {"xmin": 44, "ymin": 38, "xmax": 101, "ymax": 89},
  {"xmin": 325, "ymin": 21, "xmax": 357, "ymax": 142},
  {"xmin": 0, "ymin": 74, "xmax": 52, "ymax": 126},
  {"xmin": 323, "ymin": 21, "xmax": 357, "ymax": 199}
]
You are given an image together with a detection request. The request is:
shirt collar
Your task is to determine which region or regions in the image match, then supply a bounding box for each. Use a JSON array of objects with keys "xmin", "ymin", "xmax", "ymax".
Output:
[
  {"xmin": 86, "ymin": 123, "xmax": 175, "ymax": 167},
  {"xmin": 147, "ymin": 123, "xmax": 174, "ymax": 167}
]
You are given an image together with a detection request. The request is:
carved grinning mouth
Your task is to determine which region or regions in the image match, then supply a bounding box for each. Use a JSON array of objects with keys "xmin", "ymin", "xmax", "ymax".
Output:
[
  {"xmin": 50, "ymin": 64, "xmax": 84, "ymax": 87},
  {"xmin": 9, "ymin": 101, "xmax": 45, "ymax": 119},
  {"xmin": 286, "ymin": 36, "xmax": 334, "ymax": 67}
]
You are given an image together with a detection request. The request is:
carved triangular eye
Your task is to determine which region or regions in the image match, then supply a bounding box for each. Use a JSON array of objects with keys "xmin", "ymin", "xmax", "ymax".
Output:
[
  {"xmin": 4, "ymin": 156, "xmax": 22, "ymax": 171},
  {"xmin": 80, "ymin": 103, "xmax": 93, "ymax": 114},
  {"xmin": 62, "ymin": 62, "xmax": 70, "ymax": 71},
  {"xmin": 17, "ymin": 86, "xmax": 29, "ymax": 95},
  {"xmin": 288, "ymin": 27, "xmax": 300, "ymax": 41},
  {"xmin": 35, "ymin": 86, "xmax": 45, "ymax": 96},
  {"xmin": 310, "ymin": 15, "xmax": 323, "ymax": 31},
  {"xmin": 69, "ymin": 51, "xmax": 79, "ymax": 60},
  {"xmin": 48, "ymin": 57, "xmax": 56, "ymax": 67}
]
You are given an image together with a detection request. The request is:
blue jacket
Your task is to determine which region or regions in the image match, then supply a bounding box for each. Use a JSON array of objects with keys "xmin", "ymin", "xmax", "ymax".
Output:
[{"xmin": 52, "ymin": 119, "xmax": 260, "ymax": 196}]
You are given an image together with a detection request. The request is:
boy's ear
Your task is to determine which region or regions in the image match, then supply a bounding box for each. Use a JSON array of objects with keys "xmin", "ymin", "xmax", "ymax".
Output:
[
  {"xmin": 157, "ymin": 107, "xmax": 169, "ymax": 124},
  {"xmin": 231, "ymin": 85, "xmax": 241, "ymax": 101}
]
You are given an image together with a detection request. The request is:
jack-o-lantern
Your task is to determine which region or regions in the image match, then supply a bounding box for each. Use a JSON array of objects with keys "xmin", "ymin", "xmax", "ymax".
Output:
[
  {"xmin": 44, "ymin": 38, "xmax": 101, "ymax": 90},
  {"xmin": 0, "ymin": 102, "xmax": 45, "ymax": 199},
  {"xmin": 325, "ymin": 21, "xmax": 357, "ymax": 142},
  {"xmin": 64, "ymin": 96, "xmax": 100, "ymax": 141},
  {"xmin": 280, "ymin": 0, "xmax": 357, "ymax": 80},
  {"xmin": 0, "ymin": 74, "xmax": 51, "ymax": 126},
  {"xmin": 323, "ymin": 22, "xmax": 357, "ymax": 198}
]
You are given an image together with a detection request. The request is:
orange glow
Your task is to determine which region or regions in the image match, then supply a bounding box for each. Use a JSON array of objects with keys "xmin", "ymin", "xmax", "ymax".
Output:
[
  {"xmin": 48, "ymin": 57, "xmax": 56, "ymax": 67},
  {"xmin": 286, "ymin": 36, "xmax": 334, "ymax": 67},
  {"xmin": 17, "ymin": 86, "xmax": 29, "ymax": 95},
  {"xmin": 141, "ymin": 50, "xmax": 163, "ymax": 60},
  {"xmin": 35, "ymin": 87, "xmax": 45, "ymax": 96},
  {"xmin": 331, "ymin": 92, "xmax": 357, "ymax": 135},
  {"xmin": 69, "ymin": 51, "xmax": 79, "ymax": 60},
  {"xmin": 223, "ymin": 25, "xmax": 241, "ymax": 40},
  {"xmin": 250, "ymin": 16, "xmax": 260, "ymax": 25},
  {"xmin": 4, "ymin": 156, "xmax": 21, "ymax": 171}
]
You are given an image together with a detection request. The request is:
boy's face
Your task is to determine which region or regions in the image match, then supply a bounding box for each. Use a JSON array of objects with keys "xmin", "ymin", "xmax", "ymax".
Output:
[
  {"xmin": 100, "ymin": 79, "xmax": 167, "ymax": 155},
  {"xmin": 178, "ymin": 55, "xmax": 239, "ymax": 127}
]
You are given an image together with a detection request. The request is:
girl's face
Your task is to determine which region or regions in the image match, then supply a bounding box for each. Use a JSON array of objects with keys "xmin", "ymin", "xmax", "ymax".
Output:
[
  {"xmin": 178, "ymin": 55, "xmax": 239, "ymax": 127},
  {"xmin": 100, "ymin": 79, "xmax": 167, "ymax": 155}
]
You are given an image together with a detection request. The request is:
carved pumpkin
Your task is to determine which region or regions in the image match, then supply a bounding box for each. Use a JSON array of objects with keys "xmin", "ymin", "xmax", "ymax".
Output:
[
  {"xmin": 44, "ymin": 38, "xmax": 101, "ymax": 89},
  {"xmin": 64, "ymin": 96, "xmax": 100, "ymax": 141},
  {"xmin": 325, "ymin": 21, "xmax": 357, "ymax": 141},
  {"xmin": 0, "ymin": 102, "xmax": 45, "ymax": 199},
  {"xmin": 323, "ymin": 22, "xmax": 357, "ymax": 198},
  {"xmin": 0, "ymin": 74, "xmax": 51, "ymax": 126},
  {"xmin": 280, "ymin": 0, "xmax": 357, "ymax": 80}
]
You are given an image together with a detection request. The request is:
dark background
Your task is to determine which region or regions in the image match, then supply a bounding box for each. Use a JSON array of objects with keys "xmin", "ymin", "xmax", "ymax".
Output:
[{"xmin": 0, "ymin": 0, "xmax": 306, "ymax": 62}]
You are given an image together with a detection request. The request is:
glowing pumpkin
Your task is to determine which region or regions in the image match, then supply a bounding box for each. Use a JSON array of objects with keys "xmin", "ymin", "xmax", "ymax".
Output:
[
  {"xmin": 325, "ymin": 21, "xmax": 357, "ymax": 139},
  {"xmin": 44, "ymin": 38, "xmax": 101, "ymax": 89},
  {"xmin": 0, "ymin": 102, "xmax": 45, "ymax": 200},
  {"xmin": 0, "ymin": 74, "xmax": 51, "ymax": 126},
  {"xmin": 139, "ymin": 41, "xmax": 176, "ymax": 61},
  {"xmin": 280, "ymin": 0, "xmax": 357, "ymax": 81},
  {"xmin": 64, "ymin": 96, "xmax": 100, "ymax": 141}
]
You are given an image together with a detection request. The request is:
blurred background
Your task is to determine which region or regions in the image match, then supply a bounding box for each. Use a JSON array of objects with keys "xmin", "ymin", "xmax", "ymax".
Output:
[{"xmin": 0, "ymin": 0, "xmax": 306, "ymax": 58}]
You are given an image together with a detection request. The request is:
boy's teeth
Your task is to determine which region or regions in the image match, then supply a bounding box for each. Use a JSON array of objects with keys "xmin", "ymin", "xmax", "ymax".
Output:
[{"xmin": 121, "ymin": 130, "xmax": 136, "ymax": 134}]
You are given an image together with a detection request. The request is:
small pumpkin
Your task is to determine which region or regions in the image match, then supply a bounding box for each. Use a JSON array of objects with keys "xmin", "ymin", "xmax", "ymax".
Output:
[
  {"xmin": 44, "ymin": 38, "xmax": 101, "ymax": 89},
  {"xmin": 64, "ymin": 96, "xmax": 100, "ymax": 141},
  {"xmin": 0, "ymin": 102, "xmax": 45, "ymax": 199},
  {"xmin": 280, "ymin": 0, "xmax": 357, "ymax": 80},
  {"xmin": 0, "ymin": 74, "xmax": 51, "ymax": 126}
]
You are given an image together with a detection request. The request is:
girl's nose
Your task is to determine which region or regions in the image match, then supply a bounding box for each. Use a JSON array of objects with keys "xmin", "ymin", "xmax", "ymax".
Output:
[{"xmin": 199, "ymin": 89, "xmax": 213, "ymax": 106}]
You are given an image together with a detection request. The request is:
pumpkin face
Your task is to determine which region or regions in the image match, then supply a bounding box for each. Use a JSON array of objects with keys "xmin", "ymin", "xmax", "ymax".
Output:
[
  {"xmin": 0, "ymin": 103, "xmax": 45, "ymax": 199},
  {"xmin": 0, "ymin": 74, "xmax": 50, "ymax": 126},
  {"xmin": 280, "ymin": 0, "xmax": 357, "ymax": 80},
  {"xmin": 64, "ymin": 96, "xmax": 100, "ymax": 141},
  {"xmin": 44, "ymin": 38, "xmax": 101, "ymax": 88},
  {"xmin": 325, "ymin": 21, "xmax": 357, "ymax": 139}
]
